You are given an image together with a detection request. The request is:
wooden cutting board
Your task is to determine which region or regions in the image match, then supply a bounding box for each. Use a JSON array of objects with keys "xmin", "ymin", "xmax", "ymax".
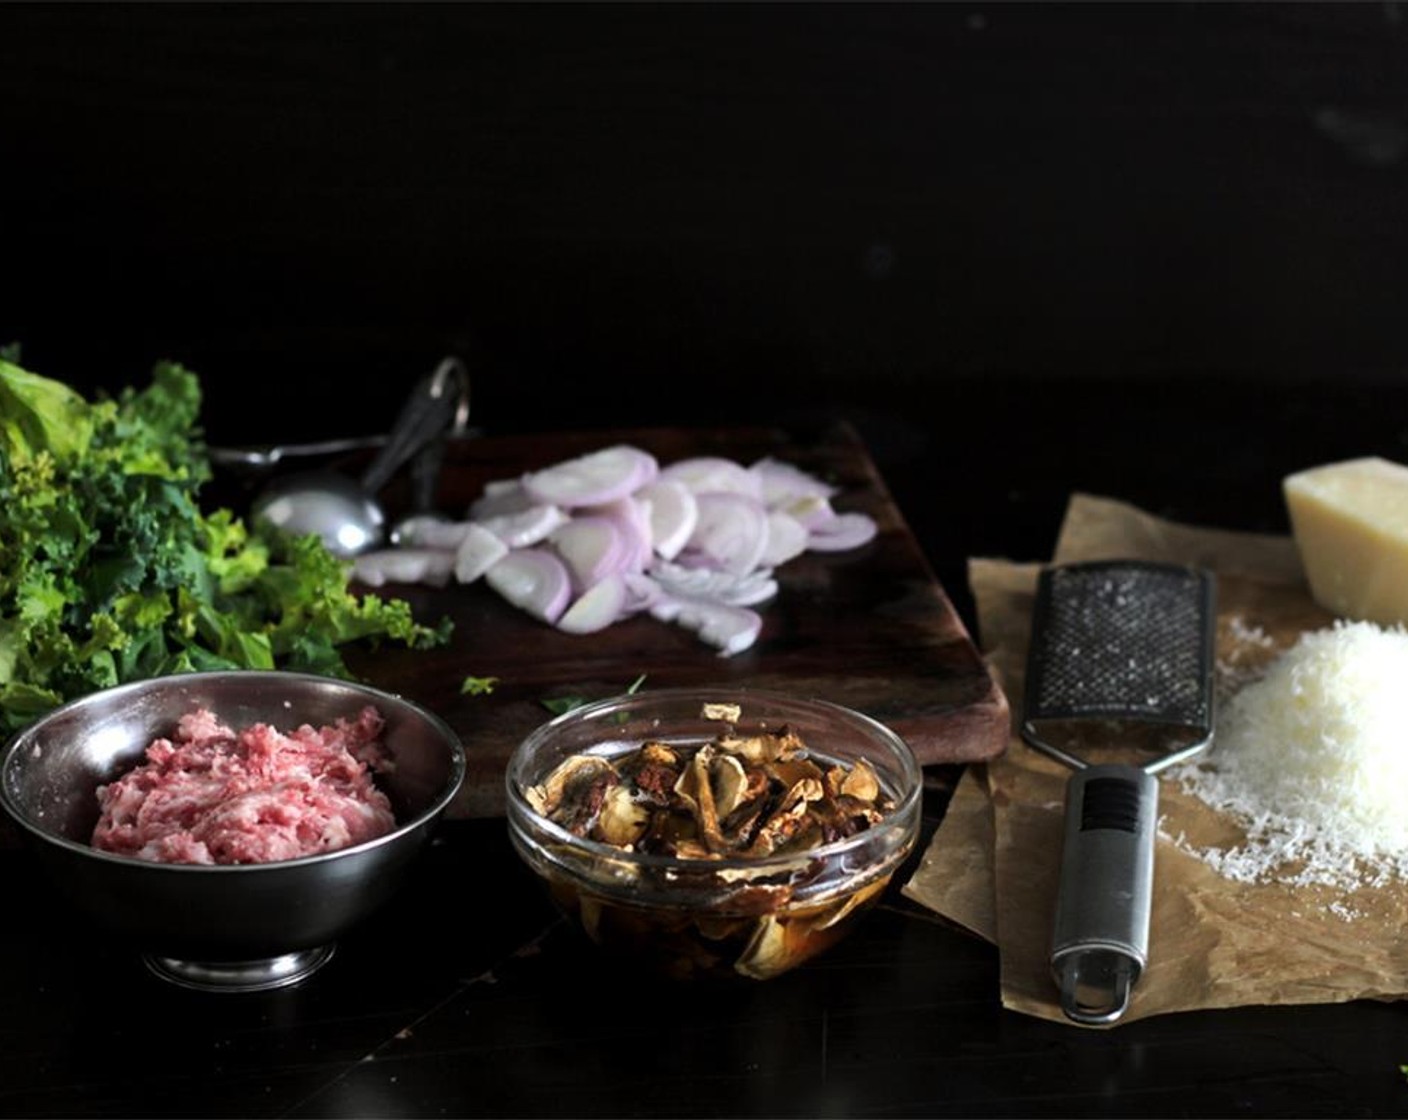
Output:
[{"xmin": 345, "ymin": 420, "xmax": 1009, "ymax": 817}]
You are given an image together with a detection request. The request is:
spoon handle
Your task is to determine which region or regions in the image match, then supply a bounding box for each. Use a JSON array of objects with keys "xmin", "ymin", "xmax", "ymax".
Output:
[{"xmin": 359, "ymin": 357, "xmax": 470, "ymax": 496}]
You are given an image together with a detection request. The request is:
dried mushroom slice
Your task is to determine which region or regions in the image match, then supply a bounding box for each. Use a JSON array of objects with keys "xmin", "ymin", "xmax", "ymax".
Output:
[
  {"xmin": 672, "ymin": 838, "xmax": 717, "ymax": 860},
  {"xmin": 766, "ymin": 756, "xmax": 826, "ymax": 791},
  {"xmin": 639, "ymin": 806, "xmax": 700, "ymax": 854},
  {"xmin": 785, "ymin": 776, "xmax": 825, "ymax": 807},
  {"xmin": 694, "ymin": 913, "xmax": 755, "ymax": 942},
  {"xmin": 636, "ymin": 741, "xmax": 681, "ymax": 769},
  {"xmin": 535, "ymin": 715, "xmax": 895, "ymax": 862},
  {"xmin": 576, "ymin": 891, "xmax": 605, "ymax": 941},
  {"xmin": 734, "ymin": 876, "xmax": 894, "ymax": 979},
  {"xmin": 525, "ymin": 754, "xmax": 617, "ymax": 819},
  {"xmin": 839, "ymin": 757, "xmax": 881, "ymax": 802},
  {"xmin": 711, "ymin": 753, "xmax": 750, "ymax": 819},
  {"xmin": 593, "ymin": 784, "xmax": 651, "ymax": 847},
  {"xmin": 743, "ymin": 792, "xmax": 812, "ymax": 858},
  {"xmin": 715, "ymin": 729, "xmax": 803, "ymax": 765},
  {"xmin": 808, "ymin": 876, "xmax": 889, "ymax": 932},
  {"xmin": 734, "ymin": 914, "xmax": 790, "ymax": 980},
  {"xmin": 674, "ymin": 745, "xmax": 729, "ymax": 854}
]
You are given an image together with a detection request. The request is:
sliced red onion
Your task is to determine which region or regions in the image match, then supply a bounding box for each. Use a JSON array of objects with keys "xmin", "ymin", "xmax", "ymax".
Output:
[
  {"xmin": 776, "ymin": 493, "xmax": 837, "ymax": 530},
  {"xmin": 381, "ymin": 441, "xmax": 874, "ymax": 653},
  {"xmin": 392, "ymin": 515, "xmax": 474, "ymax": 550},
  {"xmin": 760, "ymin": 509, "xmax": 809, "ymax": 567},
  {"xmin": 469, "ymin": 478, "xmax": 533, "ymax": 521},
  {"xmin": 649, "ymin": 593, "xmax": 762, "ymax": 657},
  {"xmin": 556, "ymin": 574, "xmax": 630, "ymax": 635},
  {"xmin": 581, "ymin": 496, "xmax": 654, "ymax": 572},
  {"xmin": 475, "ymin": 504, "xmax": 569, "ymax": 549},
  {"xmin": 674, "ymin": 491, "xmax": 770, "ymax": 576},
  {"xmin": 657, "ymin": 456, "xmax": 762, "ymax": 499},
  {"xmin": 454, "ymin": 523, "xmax": 509, "ymax": 584},
  {"xmin": 521, "ymin": 444, "xmax": 659, "ymax": 508},
  {"xmin": 352, "ymin": 548, "xmax": 455, "ymax": 589},
  {"xmin": 548, "ymin": 515, "xmax": 631, "ymax": 593},
  {"xmin": 622, "ymin": 571, "xmax": 666, "ymax": 613},
  {"xmin": 806, "ymin": 510, "xmax": 879, "ymax": 552},
  {"xmin": 633, "ymin": 478, "xmax": 699, "ymax": 562},
  {"xmin": 647, "ymin": 559, "xmax": 778, "ymax": 607},
  {"xmin": 485, "ymin": 548, "xmax": 573, "ymax": 624},
  {"xmin": 750, "ymin": 456, "xmax": 838, "ymax": 506}
]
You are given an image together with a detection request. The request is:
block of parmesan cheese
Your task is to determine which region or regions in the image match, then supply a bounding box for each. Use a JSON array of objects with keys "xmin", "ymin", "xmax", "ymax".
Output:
[{"xmin": 1284, "ymin": 456, "xmax": 1408, "ymax": 625}]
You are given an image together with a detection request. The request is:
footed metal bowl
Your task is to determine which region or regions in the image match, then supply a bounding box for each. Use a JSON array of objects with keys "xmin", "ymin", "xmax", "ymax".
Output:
[{"xmin": 1, "ymin": 670, "xmax": 464, "ymax": 992}]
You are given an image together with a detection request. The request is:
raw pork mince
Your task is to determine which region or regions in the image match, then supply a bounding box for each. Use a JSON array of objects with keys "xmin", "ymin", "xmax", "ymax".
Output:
[{"xmin": 91, "ymin": 705, "xmax": 396, "ymax": 865}]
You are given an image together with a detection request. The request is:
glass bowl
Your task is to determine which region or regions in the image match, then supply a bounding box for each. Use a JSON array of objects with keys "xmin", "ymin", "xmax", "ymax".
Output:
[{"xmin": 505, "ymin": 687, "xmax": 922, "ymax": 981}]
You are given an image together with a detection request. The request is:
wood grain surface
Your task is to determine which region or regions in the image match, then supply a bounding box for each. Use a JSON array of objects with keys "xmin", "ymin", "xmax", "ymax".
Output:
[{"xmin": 341, "ymin": 420, "xmax": 1009, "ymax": 817}]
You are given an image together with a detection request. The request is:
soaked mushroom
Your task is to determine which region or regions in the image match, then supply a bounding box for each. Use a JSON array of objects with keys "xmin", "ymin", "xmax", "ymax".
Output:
[
  {"xmin": 527, "ymin": 726, "xmax": 893, "ymax": 861},
  {"xmin": 594, "ymin": 784, "xmax": 651, "ymax": 847},
  {"xmin": 711, "ymin": 754, "xmax": 750, "ymax": 819},
  {"xmin": 520, "ymin": 710, "xmax": 902, "ymax": 980},
  {"xmin": 839, "ymin": 758, "xmax": 880, "ymax": 802},
  {"xmin": 525, "ymin": 754, "xmax": 617, "ymax": 829}
]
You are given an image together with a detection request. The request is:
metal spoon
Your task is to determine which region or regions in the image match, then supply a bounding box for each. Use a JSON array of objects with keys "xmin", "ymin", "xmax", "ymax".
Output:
[
  {"xmin": 209, "ymin": 433, "xmax": 389, "ymax": 474},
  {"xmin": 250, "ymin": 357, "xmax": 470, "ymax": 558}
]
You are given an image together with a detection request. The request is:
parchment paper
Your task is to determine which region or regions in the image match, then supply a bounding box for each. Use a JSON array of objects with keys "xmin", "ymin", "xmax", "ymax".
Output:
[{"xmin": 902, "ymin": 492, "xmax": 1408, "ymax": 1026}]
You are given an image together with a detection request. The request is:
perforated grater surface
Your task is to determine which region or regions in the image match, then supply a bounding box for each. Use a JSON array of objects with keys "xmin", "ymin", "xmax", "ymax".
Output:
[{"xmin": 1021, "ymin": 560, "xmax": 1216, "ymax": 1026}]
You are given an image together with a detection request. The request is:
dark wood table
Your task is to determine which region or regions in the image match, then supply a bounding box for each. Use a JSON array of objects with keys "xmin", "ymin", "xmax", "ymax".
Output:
[
  {"xmin": 5, "ymin": 774, "xmax": 1406, "ymax": 1118},
  {"xmin": 5, "ymin": 416, "xmax": 1408, "ymax": 1120}
]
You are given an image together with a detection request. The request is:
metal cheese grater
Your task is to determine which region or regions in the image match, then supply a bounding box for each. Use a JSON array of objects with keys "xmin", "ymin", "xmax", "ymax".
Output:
[{"xmin": 1021, "ymin": 560, "xmax": 1216, "ymax": 1026}]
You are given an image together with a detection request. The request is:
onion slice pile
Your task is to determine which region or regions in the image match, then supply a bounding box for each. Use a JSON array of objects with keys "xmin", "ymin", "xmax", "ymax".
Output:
[{"xmin": 351, "ymin": 443, "xmax": 878, "ymax": 655}]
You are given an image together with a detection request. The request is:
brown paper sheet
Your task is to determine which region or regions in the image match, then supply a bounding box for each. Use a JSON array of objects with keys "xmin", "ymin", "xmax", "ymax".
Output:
[{"xmin": 902, "ymin": 492, "xmax": 1408, "ymax": 1026}]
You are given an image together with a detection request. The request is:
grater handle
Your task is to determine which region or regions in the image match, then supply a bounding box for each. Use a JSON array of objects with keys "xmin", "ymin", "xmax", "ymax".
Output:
[{"xmin": 1049, "ymin": 763, "xmax": 1159, "ymax": 1026}]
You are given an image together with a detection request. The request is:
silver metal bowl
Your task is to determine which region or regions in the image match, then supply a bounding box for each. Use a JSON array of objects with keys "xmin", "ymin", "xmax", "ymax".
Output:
[{"xmin": 1, "ymin": 670, "xmax": 465, "ymax": 993}]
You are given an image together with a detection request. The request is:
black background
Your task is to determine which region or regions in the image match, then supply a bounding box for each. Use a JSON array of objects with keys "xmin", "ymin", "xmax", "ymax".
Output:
[
  {"xmin": 6, "ymin": 7, "xmax": 1408, "ymax": 1116},
  {"xmin": 6, "ymin": 1, "xmax": 1408, "ymax": 623}
]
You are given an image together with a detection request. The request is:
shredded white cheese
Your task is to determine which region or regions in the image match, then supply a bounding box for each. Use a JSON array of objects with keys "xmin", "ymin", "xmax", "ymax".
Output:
[
  {"xmin": 1214, "ymin": 615, "xmax": 1278, "ymax": 700},
  {"xmin": 1175, "ymin": 619, "xmax": 1408, "ymax": 891}
]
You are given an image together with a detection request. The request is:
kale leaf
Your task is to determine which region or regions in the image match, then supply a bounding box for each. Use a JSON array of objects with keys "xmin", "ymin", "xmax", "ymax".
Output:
[{"xmin": 0, "ymin": 358, "xmax": 450, "ymax": 732}]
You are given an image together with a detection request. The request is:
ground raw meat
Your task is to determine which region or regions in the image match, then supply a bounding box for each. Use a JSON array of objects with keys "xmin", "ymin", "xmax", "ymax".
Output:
[{"xmin": 91, "ymin": 705, "xmax": 397, "ymax": 865}]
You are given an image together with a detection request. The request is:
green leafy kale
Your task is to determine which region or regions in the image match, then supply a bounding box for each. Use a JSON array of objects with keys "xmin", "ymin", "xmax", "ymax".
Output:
[{"xmin": 0, "ymin": 358, "xmax": 450, "ymax": 732}]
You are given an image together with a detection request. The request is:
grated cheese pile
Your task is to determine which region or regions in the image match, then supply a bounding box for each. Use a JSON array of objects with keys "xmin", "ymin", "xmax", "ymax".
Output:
[{"xmin": 1175, "ymin": 619, "xmax": 1408, "ymax": 890}]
